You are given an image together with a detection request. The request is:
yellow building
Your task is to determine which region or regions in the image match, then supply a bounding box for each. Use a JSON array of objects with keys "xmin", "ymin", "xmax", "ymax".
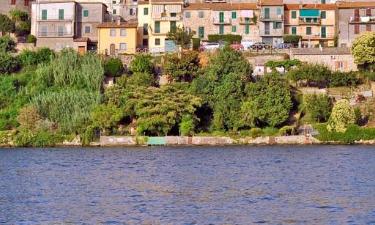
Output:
[
  {"xmin": 138, "ymin": 0, "xmax": 184, "ymax": 53},
  {"xmin": 97, "ymin": 20, "xmax": 138, "ymax": 55},
  {"xmin": 284, "ymin": 4, "xmax": 337, "ymax": 47}
]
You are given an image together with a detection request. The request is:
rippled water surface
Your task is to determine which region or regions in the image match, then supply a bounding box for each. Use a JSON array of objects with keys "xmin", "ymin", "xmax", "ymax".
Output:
[{"xmin": 0, "ymin": 146, "xmax": 374, "ymax": 224}]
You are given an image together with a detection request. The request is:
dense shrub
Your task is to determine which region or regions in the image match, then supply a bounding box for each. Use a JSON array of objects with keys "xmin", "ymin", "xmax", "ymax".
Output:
[
  {"xmin": 315, "ymin": 124, "xmax": 375, "ymax": 144},
  {"xmin": 278, "ymin": 125, "xmax": 295, "ymax": 136},
  {"xmin": 17, "ymin": 105, "xmax": 41, "ymax": 131},
  {"xmin": 0, "ymin": 52, "xmax": 20, "ymax": 74},
  {"xmin": 0, "ymin": 14, "xmax": 15, "ymax": 34},
  {"xmin": 164, "ymin": 51, "xmax": 200, "ymax": 82},
  {"xmin": 129, "ymin": 54, "xmax": 153, "ymax": 74},
  {"xmin": 327, "ymin": 99, "xmax": 355, "ymax": 133},
  {"xmin": 287, "ymin": 63, "xmax": 332, "ymax": 87},
  {"xmin": 179, "ymin": 114, "xmax": 195, "ymax": 136},
  {"xmin": 208, "ymin": 34, "xmax": 242, "ymax": 44},
  {"xmin": 249, "ymin": 127, "xmax": 262, "ymax": 138},
  {"xmin": 126, "ymin": 72, "xmax": 155, "ymax": 87},
  {"xmin": 283, "ymin": 35, "xmax": 302, "ymax": 44},
  {"xmin": 18, "ymin": 48, "xmax": 54, "ymax": 66},
  {"xmin": 192, "ymin": 38, "xmax": 200, "ymax": 50},
  {"xmin": 329, "ymin": 71, "xmax": 360, "ymax": 87},
  {"xmin": 104, "ymin": 57, "xmax": 124, "ymax": 77},
  {"xmin": 26, "ymin": 34, "xmax": 36, "ymax": 44},
  {"xmin": 14, "ymin": 21, "xmax": 30, "ymax": 36},
  {"xmin": 0, "ymin": 35, "xmax": 16, "ymax": 52},
  {"xmin": 303, "ymin": 94, "xmax": 332, "ymax": 123}
]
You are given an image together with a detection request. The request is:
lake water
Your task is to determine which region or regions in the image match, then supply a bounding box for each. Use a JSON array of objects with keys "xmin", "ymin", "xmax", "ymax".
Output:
[{"xmin": 0, "ymin": 146, "xmax": 374, "ymax": 225}]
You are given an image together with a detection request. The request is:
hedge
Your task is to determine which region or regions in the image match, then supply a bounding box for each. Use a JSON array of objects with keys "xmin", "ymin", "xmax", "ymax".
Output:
[
  {"xmin": 314, "ymin": 123, "xmax": 375, "ymax": 144},
  {"xmin": 207, "ymin": 34, "xmax": 242, "ymax": 44}
]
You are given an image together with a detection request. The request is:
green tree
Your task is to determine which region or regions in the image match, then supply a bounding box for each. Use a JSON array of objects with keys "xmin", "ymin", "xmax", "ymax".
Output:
[
  {"xmin": 351, "ymin": 32, "xmax": 375, "ymax": 71},
  {"xmin": 287, "ymin": 63, "xmax": 332, "ymax": 87},
  {"xmin": 129, "ymin": 54, "xmax": 153, "ymax": 74},
  {"xmin": 126, "ymin": 72, "xmax": 155, "ymax": 87},
  {"xmin": 179, "ymin": 114, "xmax": 195, "ymax": 136},
  {"xmin": 0, "ymin": 35, "xmax": 16, "ymax": 52},
  {"xmin": 167, "ymin": 26, "xmax": 194, "ymax": 49},
  {"xmin": 0, "ymin": 14, "xmax": 15, "ymax": 34},
  {"xmin": 283, "ymin": 35, "xmax": 302, "ymax": 45},
  {"xmin": 104, "ymin": 57, "xmax": 124, "ymax": 77},
  {"xmin": 164, "ymin": 51, "xmax": 200, "ymax": 82},
  {"xmin": 327, "ymin": 99, "xmax": 355, "ymax": 133},
  {"xmin": 0, "ymin": 52, "xmax": 20, "ymax": 74},
  {"xmin": 303, "ymin": 94, "xmax": 332, "ymax": 123},
  {"xmin": 242, "ymin": 73, "xmax": 292, "ymax": 127},
  {"xmin": 91, "ymin": 104, "xmax": 124, "ymax": 134}
]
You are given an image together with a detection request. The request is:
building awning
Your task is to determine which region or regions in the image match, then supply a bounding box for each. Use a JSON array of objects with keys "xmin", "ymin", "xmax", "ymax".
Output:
[
  {"xmin": 299, "ymin": 9, "xmax": 320, "ymax": 17},
  {"xmin": 165, "ymin": 5, "xmax": 181, "ymax": 13}
]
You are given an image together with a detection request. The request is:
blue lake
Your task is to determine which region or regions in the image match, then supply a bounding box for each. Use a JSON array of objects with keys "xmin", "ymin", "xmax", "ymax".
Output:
[{"xmin": 0, "ymin": 146, "xmax": 374, "ymax": 224}]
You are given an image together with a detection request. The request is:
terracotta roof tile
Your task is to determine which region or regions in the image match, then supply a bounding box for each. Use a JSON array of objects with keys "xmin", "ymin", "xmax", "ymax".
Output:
[
  {"xmin": 259, "ymin": 0, "xmax": 283, "ymax": 6},
  {"xmin": 184, "ymin": 3, "xmax": 257, "ymax": 10},
  {"xmin": 337, "ymin": 1, "xmax": 375, "ymax": 9}
]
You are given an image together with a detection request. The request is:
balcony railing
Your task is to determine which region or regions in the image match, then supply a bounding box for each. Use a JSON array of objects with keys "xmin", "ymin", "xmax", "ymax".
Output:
[
  {"xmin": 37, "ymin": 18, "xmax": 73, "ymax": 22},
  {"xmin": 213, "ymin": 18, "xmax": 231, "ymax": 25},
  {"xmin": 38, "ymin": 31, "xmax": 73, "ymax": 37},
  {"xmin": 303, "ymin": 33, "xmax": 335, "ymax": 39},
  {"xmin": 260, "ymin": 14, "xmax": 283, "ymax": 21},
  {"xmin": 299, "ymin": 17, "xmax": 321, "ymax": 25},
  {"xmin": 349, "ymin": 16, "xmax": 375, "ymax": 24},
  {"xmin": 239, "ymin": 17, "xmax": 256, "ymax": 25},
  {"xmin": 259, "ymin": 29, "xmax": 284, "ymax": 36},
  {"xmin": 155, "ymin": 15, "xmax": 182, "ymax": 21}
]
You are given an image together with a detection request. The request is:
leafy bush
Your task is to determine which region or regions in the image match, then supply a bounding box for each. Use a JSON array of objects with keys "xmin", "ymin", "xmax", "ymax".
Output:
[
  {"xmin": 91, "ymin": 104, "xmax": 123, "ymax": 134},
  {"xmin": 0, "ymin": 52, "xmax": 20, "ymax": 74},
  {"xmin": 129, "ymin": 54, "xmax": 153, "ymax": 74},
  {"xmin": 17, "ymin": 105, "xmax": 41, "ymax": 131},
  {"xmin": 126, "ymin": 72, "xmax": 155, "ymax": 87},
  {"xmin": 207, "ymin": 34, "xmax": 242, "ymax": 44},
  {"xmin": 303, "ymin": 94, "xmax": 332, "ymax": 123},
  {"xmin": 192, "ymin": 38, "xmax": 200, "ymax": 50},
  {"xmin": 14, "ymin": 130, "xmax": 62, "ymax": 147},
  {"xmin": 14, "ymin": 20, "xmax": 30, "ymax": 36},
  {"xmin": 249, "ymin": 128, "xmax": 262, "ymax": 138},
  {"xmin": 164, "ymin": 51, "xmax": 200, "ymax": 82},
  {"xmin": 262, "ymin": 127, "xmax": 279, "ymax": 136},
  {"xmin": 351, "ymin": 32, "xmax": 375, "ymax": 71},
  {"xmin": 327, "ymin": 99, "xmax": 355, "ymax": 133},
  {"xmin": 104, "ymin": 57, "xmax": 124, "ymax": 77},
  {"xmin": 179, "ymin": 114, "xmax": 195, "ymax": 136},
  {"xmin": 287, "ymin": 63, "xmax": 332, "ymax": 87},
  {"xmin": 361, "ymin": 71, "xmax": 375, "ymax": 81},
  {"xmin": 315, "ymin": 123, "xmax": 375, "ymax": 144},
  {"xmin": 18, "ymin": 48, "xmax": 54, "ymax": 66},
  {"xmin": 0, "ymin": 14, "xmax": 15, "ymax": 34},
  {"xmin": 9, "ymin": 9, "xmax": 29, "ymax": 22},
  {"xmin": 329, "ymin": 71, "xmax": 360, "ymax": 87},
  {"xmin": 0, "ymin": 35, "xmax": 16, "ymax": 52},
  {"xmin": 283, "ymin": 35, "xmax": 302, "ymax": 44},
  {"xmin": 26, "ymin": 34, "xmax": 36, "ymax": 44},
  {"xmin": 278, "ymin": 126, "xmax": 295, "ymax": 136}
]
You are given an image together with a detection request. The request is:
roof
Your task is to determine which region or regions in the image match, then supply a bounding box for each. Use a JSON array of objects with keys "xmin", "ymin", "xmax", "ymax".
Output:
[
  {"xmin": 284, "ymin": 4, "xmax": 336, "ymax": 10},
  {"xmin": 337, "ymin": 2, "xmax": 375, "ymax": 9},
  {"xmin": 97, "ymin": 21, "xmax": 138, "ymax": 28},
  {"xmin": 259, "ymin": 0, "xmax": 283, "ymax": 6},
  {"xmin": 184, "ymin": 3, "xmax": 257, "ymax": 11},
  {"xmin": 138, "ymin": 0, "xmax": 183, "ymax": 4},
  {"xmin": 291, "ymin": 47, "xmax": 351, "ymax": 55}
]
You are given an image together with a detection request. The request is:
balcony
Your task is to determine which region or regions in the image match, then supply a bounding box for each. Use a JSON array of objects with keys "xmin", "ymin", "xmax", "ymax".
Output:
[
  {"xmin": 349, "ymin": 16, "xmax": 375, "ymax": 24},
  {"xmin": 37, "ymin": 18, "xmax": 73, "ymax": 22},
  {"xmin": 213, "ymin": 18, "xmax": 231, "ymax": 25},
  {"xmin": 303, "ymin": 33, "xmax": 335, "ymax": 40},
  {"xmin": 259, "ymin": 29, "xmax": 284, "ymax": 36},
  {"xmin": 239, "ymin": 17, "xmax": 256, "ymax": 25},
  {"xmin": 37, "ymin": 31, "xmax": 73, "ymax": 38},
  {"xmin": 299, "ymin": 17, "xmax": 321, "ymax": 25},
  {"xmin": 260, "ymin": 14, "xmax": 283, "ymax": 21},
  {"xmin": 157, "ymin": 14, "xmax": 182, "ymax": 21}
]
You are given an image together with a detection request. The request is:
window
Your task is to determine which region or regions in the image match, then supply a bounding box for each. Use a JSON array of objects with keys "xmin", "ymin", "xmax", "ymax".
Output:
[
  {"xmin": 198, "ymin": 26, "xmax": 204, "ymax": 38},
  {"xmin": 245, "ymin": 24, "xmax": 250, "ymax": 34},
  {"xmin": 321, "ymin": 11, "xmax": 326, "ymax": 19},
  {"xmin": 84, "ymin": 26, "xmax": 91, "ymax": 33},
  {"xmin": 231, "ymin": 25, "xmax": 237, "ymax": 33},
  {"xmin": 155, "ymin": 38, "xmax": 160, "ymax": 46},
  {"xmin": 170, "ymin": 13, "xmax": 176, "ymax": 17},
  {"xmin": 219, "ymin": 12, "xmax": 224, "ymax": 23},
  {"xmin": 291, "ymin": 26, "xmax": 297, "ymax": 35},
  {"xmin": 170, "ymin": 21, "xmax": 176, "ymax": 32},
  {"xmin": 277, "ymin": 8, "xmax": 282, "ymax": 15},
  {"xmin": 41, "ymin": 26, "xmax": 47, "ymax": 36},
  {"xmin": 291, "ymin": 11, "xmax": 297, "ymax": 19},
  {"xmin": 58, "ymin": 26, "xmax": 64, "ymax": 36},
  {"xmin": 24, "ymin": 0, "xmax": 29, "ymax": 6},
  {"xmin": 117, "ymin": 28, "xmax": 125, "ymax": 36},
  {"xmin": 264, "ymin": 8, "xmax": 270, "ymax": 19},
  {"xmin": 41, "ymin": 9, "xmax": 47, "ymax": 20},
  {"xmin": 155, "ymin": 21, "xmax": 160, "ymax": 33},
  {"xmin": 366, "ymin": 24, "xmax": 372, "ymax": 32},
  {"xmin": 321, "ymin": 0, "xmax": 326, "ymax": 3},
  {"xmin": 130, "ymin": 8, "xmax": 134, "ymax": 15},
  {"xmin": 198, "ymin": 11, "xmax": 204, "ymax": 18},
  {"xmin": 144, "ymin": 7, "xmax": 148, "ymax": 15},
  {"xmin": 58, "ymin": 9, "xmax": 64, "ymax": 20},
  {"xmin": 354, "ymin": 24, "xmax": 359, "ymax": 34},
  {"xmin": 143, "ymin": 23, "xmax": 148, "ymax": 35},
  {"xmin": 232, "ymin": 11, "xmax": 237, "ymax": 19},
  {"xmin": 113, "ymin": 9, "xmax": 117, "ymax": 14},
  {"xmin": 219, "ymin": 25, "xmax": 224, "ymax": 34},
  {"xmin": 83, "ymin": 9, "xmax": 89, "ymax": 17},
  {"xmin": 110, "ymin": 29, "xmax": 116, "ymax": 36},
  {"xmin": 11, "ymin": 0, "xmax": 16, "ymax": 5},
  {"xmin": 185, "ymin": 12, "xmax": 191, "ymax": 18},
  {"xmin": 119, "ymin": 43, "xmax": 127, "ymax": 50},
  {"xmin": 321, "ymin": 26, "xmax": 326, "ymax": 38},
  {"xmin": 273, "ymin": 22, "xmax": 282, "ymax": 29},
  {"xmin": 306, "ymin": 27, "xmax": 312, "ymax": 35}
]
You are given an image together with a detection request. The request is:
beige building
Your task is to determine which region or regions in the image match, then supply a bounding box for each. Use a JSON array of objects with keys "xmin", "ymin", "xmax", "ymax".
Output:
[
  {"xmin": 0, "ymin": 0, "xmax": 34, "ymax": 15},
  {"xmin": 284, "ymin": 4, "xmax": 337, "ymax": 47},
  {"xmin": 31, "ymin": 1, "xmax": 107, "ymax": 52},
  {"xmin": 258, "ymin": 0, "xmax": 284, "ymax": 46},
  {"xmin": 183, "ymin": 3, "xmax": 260, "ymax": 42}
]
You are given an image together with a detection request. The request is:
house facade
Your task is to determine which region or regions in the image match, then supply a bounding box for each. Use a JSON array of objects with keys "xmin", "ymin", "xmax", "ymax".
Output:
[
  {"xmin": 138, "ymin": 0, "xmax": 184, "ymax": 53},
  {"xmin": 183, "ymin": 3, "xmax": 260, "ymax": 42},
  {"xmin": 97, "ymin": 20, "xmax": 138, "ymax": 55},
  {"xmin": 0, "ymin": 0, "xmax": 34, "ymax": 15},
  {"xmin": 284, "ymin": 4, "xmax": 336, "ymax": 47},
  {"xmin": 101, "ymin": 0, "xmax": 138, "ymax": 21},
  {"xmin": 258, "ymin": 0, "xmax": 284, "ymax": 46},
  {"xmin": 31, "ymin": 1, "xmax": 106, "ymax": 52},
  {"xmin": 337, "ymin": 1, "xmax": 375, "ymax": 47}
]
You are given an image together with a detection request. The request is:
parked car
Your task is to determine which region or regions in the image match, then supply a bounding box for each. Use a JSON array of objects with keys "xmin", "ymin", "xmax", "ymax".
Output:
[
  {"xmin": 241, "ymin": 40, "xmax": 255, "ymax": 50},
  {"xmin": 200, "ymin": 42, "xmax": 221, "ymax": 51},
  {"xmin": 274, "ymin": 43, "xmax": 293, "ymax": 49},
  {"xmin": 251, "ymin": 42, "xmax": 271, "ymax": 50},
  {"xmin": 230, "ymin": 42, "xmax": 244, "ymax": 51}
]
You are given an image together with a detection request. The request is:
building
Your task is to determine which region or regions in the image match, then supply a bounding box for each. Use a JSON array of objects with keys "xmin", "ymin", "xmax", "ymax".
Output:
[
  {"xmin": 0, "ymin": 0, "xmax": 34, "ymax": 15},
  {"xmin": 258, "ymin": 0, "xmax": 284, "ymax": 46},
  {"xmin": 284, "ymin": 4, "xmax": 337, "ymax": 47},
  {"xmin": 138, "ymin": 0, "xmax": 184, "ymax": 53},
  {"xmin": 101, "ymin": 0, "xmax": 138, "ymax": 21},
  {"xmin": 290, "ymin": 47, "xmax": 357, "ymax": 72},
  {"xmin": 337, "ymin": 1, "xmax": 375, "ymax": 47},
  {"xmin": 97, "ymin": 20, "xmax": 138, "ymax": 55},
  {"xmin": 183, "ymin": 3, "xmax": 260, "ymax": 42},
  {"xmin": 31, "ymin": 1, "xmax": 107, "ymax": 52}
]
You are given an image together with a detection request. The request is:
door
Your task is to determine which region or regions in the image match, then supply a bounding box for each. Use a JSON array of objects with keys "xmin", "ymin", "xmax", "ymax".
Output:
[
  {"xmin": 110, "ymin": 44, "xmax": 115, "ymax": 55},
  {"xmin": 264, "ymin": 22, "xmax": 270, "ymax": 35},
  {"xmin": 219, "ymin": 12, "xmax": 224, "ymax": 23},
  {"xmin": 321, "ymin": 26, "xmax": 326, "ymax": 38},
  {"xmin": 78, "ymin": 46, "xmax": 86, "ymax": 55}
]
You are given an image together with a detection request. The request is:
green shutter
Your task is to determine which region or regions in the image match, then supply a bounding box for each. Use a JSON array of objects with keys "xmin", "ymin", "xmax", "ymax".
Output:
[
  {"xmin": 232, "ymin": 11, "xmax": 236, "ymax": 19},
  {"xmin": 232, "ymin": 25, "xmax": 236, "ymax": 33},
  {"xmin": 219, "ymin": 12, "xmax": 224, "ymax": 23},
  {"xmin": 170, "ymin": 21, "xmax": 176, "ymax": 32},
  {"xmin": 321, "ymin": 11, "xmax": 326, "ymax": 19},
  {"xmin": 245, "ymin": 24, "xmax": 250, "ymax": 34},
  {"xmin": 291, "ymin": 11, "xmax": 297, "ymax": 19},
  {"xmin": 42, "ymin": 10, "xmax": 47, "ymax": 20},
  {"xmin": 321, "ymin": 26, "xmax": 326, "ymax": 38},
  {"xmin": 219, "ymin": 25, "xmax": 224, "ymax": 34},
  {"xmin": 264, "ymin": 8, "xmax": 270, "ymax": 19},
  {"xmin": 306, "ymin": 27, "xmax": 312, "ymax": 35},
  {"xmin": 83, "ymin": 10, "xmax": 89, "ymax": 17},
  {"xmin": 292, "ymin": 27, "xmax": 297, "ymax": 35},
  {"xmin": 155, "ymin": 21, "xmax": 160, "ymax": 33},
  {"xmin": 144, "ymin": 8, "xmax": 148, "ymax": 15},
  {"xmin": 58, "ymin": 9, "xmax": 64, "ymax": 20},
  {"xmin": 198, "ymin": 26, "xmax": 204, "ymax": 38}
]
